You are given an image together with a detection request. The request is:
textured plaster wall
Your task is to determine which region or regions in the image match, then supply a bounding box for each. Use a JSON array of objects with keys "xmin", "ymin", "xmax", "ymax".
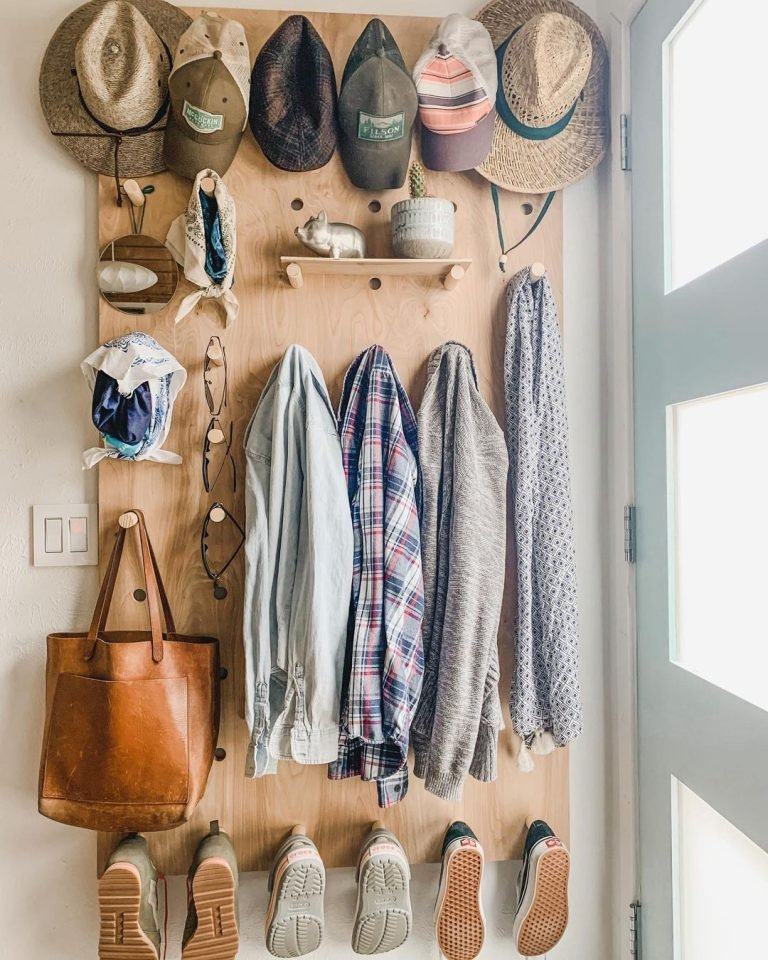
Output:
[{"xmin": 0, "ymin": 1, "xmax": 611, "ymax": 957}]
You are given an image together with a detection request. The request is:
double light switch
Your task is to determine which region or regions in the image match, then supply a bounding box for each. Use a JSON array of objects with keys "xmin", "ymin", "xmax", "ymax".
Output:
[{"xmin": 33, "ymin": 504, "xmax": 98, "ymax": 566}]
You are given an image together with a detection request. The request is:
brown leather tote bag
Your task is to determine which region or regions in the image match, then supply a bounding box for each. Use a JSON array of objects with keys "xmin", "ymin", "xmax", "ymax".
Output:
[{"xmin": 38, "ymin": 510, "xmax": 220, "ymax": 832}]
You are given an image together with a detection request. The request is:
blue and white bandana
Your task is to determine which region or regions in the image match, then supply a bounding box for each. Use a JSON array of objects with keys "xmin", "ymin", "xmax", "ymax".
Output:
[{"xmin": 81, "ymin": 332, "xmax": 187, "ymax": 468}]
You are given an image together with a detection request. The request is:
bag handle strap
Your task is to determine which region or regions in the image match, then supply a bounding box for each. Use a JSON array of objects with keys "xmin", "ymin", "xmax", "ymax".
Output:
[
  {"xmin": 85, "ymin": 510, "xmax": 175, "ymax": 663},
  {"xmin": 85, "ymin": 523, "xmax": 126, "ymax": 647}
]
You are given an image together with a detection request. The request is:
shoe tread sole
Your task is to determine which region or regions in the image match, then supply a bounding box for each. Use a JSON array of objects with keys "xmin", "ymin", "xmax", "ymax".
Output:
[
  {"xmin": 353, "ymin": 857, "xmax": 411, "ymax": 955},
  {"xmin": 435, "ymin": 849, "xmax": 484, "ymax": 960},
  {"xmin": 98, "ymin": 863, "xmax": 159, "ymax": 960},
  {"xmin": 517, "ymin": 847, "xmax": 570, "ymax": 957},
  {"xmin": 182, "ymin": 858, "xmax": 239, "ymax": 960},
  {"xmin": 266, "ymin": 860, "xmax": 325, "ymax": 958}
]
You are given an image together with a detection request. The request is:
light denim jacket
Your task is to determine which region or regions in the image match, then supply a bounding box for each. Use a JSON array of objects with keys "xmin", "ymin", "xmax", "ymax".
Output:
[{"xmin": 243, "ymin": 345, "xmax": 353, "ymax": 777}]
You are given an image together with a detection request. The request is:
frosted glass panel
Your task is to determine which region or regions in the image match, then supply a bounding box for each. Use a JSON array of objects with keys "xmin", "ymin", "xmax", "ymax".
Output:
[
  {"xmin": 666, "ymin": 0, "xmax": 768, "ymax": 289},
  {"xmin": 669, "ymin": 384, "xmax": 768, "ymax": 710},
  {"xmin": 675, "ymin": 781, "xmax": 768, "ymax": 960}
]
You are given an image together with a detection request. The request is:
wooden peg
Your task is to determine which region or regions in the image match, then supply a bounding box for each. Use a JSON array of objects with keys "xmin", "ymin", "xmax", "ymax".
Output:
[
  {"xmin": 207, "ymin": 426, "xmax": 226, "ymax": 445},
  {"xmin": 529, "ymin": 261, "xmax": 546, "ymax": 282},
  {"xmin": 209, "ymin": 506, "xmax": 226, "ymax": 523},
  {"xmin": 292, "ymin": 823, "xmax": 307, "ymax": 837},
  {"xmin": 206, "ymin": 341, "xmax": 224, "ymax": 366},
  {"xmin": 201, "ymin": 176, "xmax": 216, "ymax": 197},
  {"xmin": 286, "ymin": 262, "xmax": 303, "ymax": 289},
  {"xmin": 122, "ymin": 180, "xmax": 145, "ymax": 208},
  {"xmin": 442, "ymin": 264, "xmax": 465, "ymax": 291},
  {"xmin": 209, "ymin": 819, "xmax": 220, "ymax": 835},
  {"xmin": 118, "ymin": 511, "xmax": 139, "ymax": 529},
  {"xmin": 371, "ymin": 820, "xmax": 386, "ymax": 831}
]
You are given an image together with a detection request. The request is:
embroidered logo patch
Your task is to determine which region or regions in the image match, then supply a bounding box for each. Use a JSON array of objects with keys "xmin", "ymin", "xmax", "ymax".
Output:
[
  {"xmin": 357, "ymin": 110, "xmax": 405, "ymax": 142},
  {"xmin": 182, "ymin": 100, "xmax": 224, "ymax": 134},
  {"xmin": 460, "ymin": 838, "xmax": 477, "ymax": 848}
]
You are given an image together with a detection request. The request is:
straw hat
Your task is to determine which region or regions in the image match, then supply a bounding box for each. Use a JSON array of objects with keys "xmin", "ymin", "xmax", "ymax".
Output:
[
  {"xmin": 40, "ymin": 0, "xmax": 191, "ymax": 178},
  {"xmin": 475, "ymin": 0, "xmax": 608, "ymax": 193}
]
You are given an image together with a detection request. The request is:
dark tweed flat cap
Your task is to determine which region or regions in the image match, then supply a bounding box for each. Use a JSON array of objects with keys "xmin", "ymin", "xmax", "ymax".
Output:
[{"xmin": 249, "ymin": 15, "xmax": 337, "ymax": 172}]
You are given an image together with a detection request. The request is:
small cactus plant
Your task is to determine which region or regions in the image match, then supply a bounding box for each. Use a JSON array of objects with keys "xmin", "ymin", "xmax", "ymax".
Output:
[
  {"xmin": 392, "ymin": 160, "xmax": 454, "ymax": 258},
  {"xmin": 408, "ymin": 161, "xmax": 428, "ymax": 200}
]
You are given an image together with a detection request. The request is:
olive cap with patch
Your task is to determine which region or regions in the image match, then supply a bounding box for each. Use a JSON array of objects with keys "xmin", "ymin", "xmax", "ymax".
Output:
[
  {"xmin": 164, "ymin": 13, "xmax": 250, "ymax": 180},
  {"xmin": 338, "ymin": 19, "xmax": 418, "ymax": 191}
]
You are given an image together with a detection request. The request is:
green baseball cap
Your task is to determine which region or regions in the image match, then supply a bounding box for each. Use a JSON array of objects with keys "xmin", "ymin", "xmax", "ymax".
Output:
[{"xmin": 338, "ymin": 19, "xmax": 418, "ymax": 191}]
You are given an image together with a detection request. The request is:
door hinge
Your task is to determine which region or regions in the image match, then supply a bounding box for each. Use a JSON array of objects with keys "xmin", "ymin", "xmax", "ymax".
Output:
[
  {"xmin": 629, "ymin": 901, "xmax": 641, "ymax": 958},
  {"xmin": 620, "ymin": 113, "xmax": 631, "ymax": 171},
  {"xmin": 624, "ymin": 505, "xmax": 636, "ymax": 563}
]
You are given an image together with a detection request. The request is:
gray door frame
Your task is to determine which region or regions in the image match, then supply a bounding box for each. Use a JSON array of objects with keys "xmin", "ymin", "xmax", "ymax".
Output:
[{"xmin": 630, "ymin": 0, "xmax": 768, "ymax": 957}]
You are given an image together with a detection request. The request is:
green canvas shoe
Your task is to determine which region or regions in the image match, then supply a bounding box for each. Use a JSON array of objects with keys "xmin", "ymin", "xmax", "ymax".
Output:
[
  {"xmin": 98, "ymin": 834, "xmax": 161, "ymax": 960},
  {"xmin": 513, "ymin": 820, "xmax": 570, "ymax": 957},
  {"xmin": 181, "ymin": 821, "xmax": 239, "ymax": 960},
  {"xmin": 434, "ymin": 821, "xmax": 485, "ymax": 960}
]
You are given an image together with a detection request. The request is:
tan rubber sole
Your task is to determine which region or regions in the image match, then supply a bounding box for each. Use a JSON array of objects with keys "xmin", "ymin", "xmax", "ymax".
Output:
[
  {"xmin": 182, "ymin": 858, "xmax": 239, "ymax": 960},
  {"xmin": 353, "ymin": 854, "xmax": 411, "ymax": 954},
  {"xmin": 516, "ymin": 847, "xmax": 570, "ymax": 957},
  {"xmin": 266, "ymin": 854, "xmax": 325, "ymax": 957},
  {"xmin": 435, "ymin": 849, "xmax": 485, "ymax": 960},
  {"xmin": 98, "ymin": 863, "xmax": 159, "ymax": 960}
]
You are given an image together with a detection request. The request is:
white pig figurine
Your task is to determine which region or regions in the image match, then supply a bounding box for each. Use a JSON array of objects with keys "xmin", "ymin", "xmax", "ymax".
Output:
[{"xmin": 295, "ymin": 210, "xmax": 366, "ymax": 259}]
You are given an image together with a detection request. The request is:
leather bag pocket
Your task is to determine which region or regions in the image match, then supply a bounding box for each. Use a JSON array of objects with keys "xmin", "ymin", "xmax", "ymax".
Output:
[{"xmin": 41, "ymin": 673, "xmax": 189, "ymax": 805}]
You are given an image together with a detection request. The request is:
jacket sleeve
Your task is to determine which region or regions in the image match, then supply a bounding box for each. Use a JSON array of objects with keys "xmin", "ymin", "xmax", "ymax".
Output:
[
  {"xmin": 294, "ymin": 381, "xmax": 353, "ymax": 759},
  {"xmin": 242, "ymin": 400, "xmax": 278, "ymax": 778}
]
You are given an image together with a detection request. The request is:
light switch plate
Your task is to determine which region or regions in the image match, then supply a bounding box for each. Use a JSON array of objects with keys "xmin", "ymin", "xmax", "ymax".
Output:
[{"xmin": 33, "ymin": 504, "xmax": 98, "ymax": 567}]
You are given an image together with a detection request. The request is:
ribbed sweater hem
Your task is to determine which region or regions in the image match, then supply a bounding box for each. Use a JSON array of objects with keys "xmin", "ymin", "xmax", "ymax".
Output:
[
  {"xmin": 413, "ymin": 744, "xmax": 465, "ymax": 800},
  {"xmin": 468, "ymin": 721, "xmax": 498, "ymax": 783}
]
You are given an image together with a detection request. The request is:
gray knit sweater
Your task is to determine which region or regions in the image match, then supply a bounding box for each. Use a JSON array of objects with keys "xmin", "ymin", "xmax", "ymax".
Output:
[{"xmin": 411, "ymin": 342, "xmax": 508, "ymax": 801}]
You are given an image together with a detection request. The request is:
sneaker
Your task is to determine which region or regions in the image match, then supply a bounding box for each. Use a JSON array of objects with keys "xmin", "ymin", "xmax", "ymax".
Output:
[
  {"xmin": 513, "ymin": 821, "xmax": 570, "ymax": 956},
  {"xmin": 434, "ymin": 822, "xmax": 485, "ymax": 960},
  {"xmin": 181, "ymin": 821, "xmax": 239, "ymax": 960},
  {"xmin": 98, "ymin": 833, "xmax": 161, "ymax": 960},
  {"xmin": 352, "ymin": 822, "xmax": 412, "ymax": 954},
  {"xmin": 265, "ymin": 826, "xmax": 325, "ymax": 958}
]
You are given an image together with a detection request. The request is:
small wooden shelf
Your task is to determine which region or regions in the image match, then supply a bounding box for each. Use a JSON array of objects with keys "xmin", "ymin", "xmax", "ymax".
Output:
[{"xmin": 279, "ymin": 256, "xmax": 472, "ymax": 290}]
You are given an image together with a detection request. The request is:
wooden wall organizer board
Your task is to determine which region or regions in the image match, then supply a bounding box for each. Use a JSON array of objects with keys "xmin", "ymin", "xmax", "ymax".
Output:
[{"xmin": 96, "ymin": 7, "xmax": 568, "ymax": 876}]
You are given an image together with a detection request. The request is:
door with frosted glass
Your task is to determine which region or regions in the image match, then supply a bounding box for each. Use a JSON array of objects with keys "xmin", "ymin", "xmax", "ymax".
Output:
[{"xmin": 632, "ymin": 0, "xmax": 768, "ymax": 957}]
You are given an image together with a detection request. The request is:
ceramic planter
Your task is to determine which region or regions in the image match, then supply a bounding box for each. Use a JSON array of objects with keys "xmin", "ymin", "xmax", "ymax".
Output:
[{"xmin": 391, "ymin": 197, "xmax": 454, "ymax": 259}]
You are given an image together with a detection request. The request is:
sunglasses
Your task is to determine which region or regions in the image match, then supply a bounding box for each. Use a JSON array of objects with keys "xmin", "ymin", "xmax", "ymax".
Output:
[
  {"xmin": 203, "ymin": 335, "xmax": 228, "ymax": 417},
  {"xmin": 200, "ymin": 502, "xmax": 245, "ymax": 600},
  {"xmin": 202, "ymin": 416, "xmax": 236, "ymax": 494}
]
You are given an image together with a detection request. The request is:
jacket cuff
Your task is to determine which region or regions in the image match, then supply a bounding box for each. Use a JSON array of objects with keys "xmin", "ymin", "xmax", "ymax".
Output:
[{"xmin": 469, "ymin": 720, "xmax": 498, "ymax": 783}]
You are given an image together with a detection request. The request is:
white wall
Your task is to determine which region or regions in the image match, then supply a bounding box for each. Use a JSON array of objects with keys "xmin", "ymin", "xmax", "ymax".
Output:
[{"xmin": 0, "ymin": 1, "xmax": 613, "ymax": 957}]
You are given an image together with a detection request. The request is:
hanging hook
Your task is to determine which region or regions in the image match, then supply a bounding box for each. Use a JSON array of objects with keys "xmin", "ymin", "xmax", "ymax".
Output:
[{"xmin": 121, "ymin": 179, "xmax": 150, "ymax": 234}]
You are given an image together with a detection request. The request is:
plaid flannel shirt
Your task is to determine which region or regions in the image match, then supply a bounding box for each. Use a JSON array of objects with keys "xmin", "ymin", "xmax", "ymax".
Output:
[{"xmin": 328, "ymin": 346, "xmax": 424, "ymax": 807}]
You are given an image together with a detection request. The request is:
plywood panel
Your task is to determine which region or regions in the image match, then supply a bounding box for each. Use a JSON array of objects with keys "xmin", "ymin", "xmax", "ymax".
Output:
[{"xmin": 96, "ymin": 8, "xmax": 568, "ymax": 876}]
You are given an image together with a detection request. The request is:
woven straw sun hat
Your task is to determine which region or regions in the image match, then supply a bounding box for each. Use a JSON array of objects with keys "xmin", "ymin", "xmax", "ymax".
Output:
[
  {"xmin": 40, "ymin": 0, "xmax": 191, "ymax": 178},
  {"xmin": 475, "ymin": 0, "xmax": 608, "ymax": 193}
]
